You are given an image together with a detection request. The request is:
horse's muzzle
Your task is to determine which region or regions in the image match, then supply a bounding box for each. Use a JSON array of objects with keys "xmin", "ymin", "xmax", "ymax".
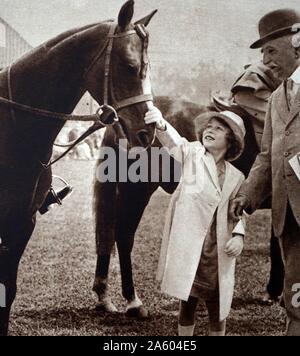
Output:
[{"xmin": 137, "ymin": 129, "xmax": 155, "ymax": 148}]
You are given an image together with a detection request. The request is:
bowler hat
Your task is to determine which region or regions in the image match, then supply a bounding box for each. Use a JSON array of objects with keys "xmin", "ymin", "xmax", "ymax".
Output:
[{"xmin": 250, "ymin": 9, "xmax": 300, "ymax": 49}]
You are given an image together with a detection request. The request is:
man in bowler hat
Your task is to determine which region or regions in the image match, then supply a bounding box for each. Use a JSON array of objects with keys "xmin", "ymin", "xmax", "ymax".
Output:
[{"xmin": 230, "ymin": 8, "xmax": 300, "ymax": 336}]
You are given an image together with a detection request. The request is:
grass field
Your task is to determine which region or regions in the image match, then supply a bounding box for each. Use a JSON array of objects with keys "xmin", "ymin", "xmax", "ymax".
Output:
[{"xmin": 9, "ymin": 160, "xmax": 286, "ymax": 336}]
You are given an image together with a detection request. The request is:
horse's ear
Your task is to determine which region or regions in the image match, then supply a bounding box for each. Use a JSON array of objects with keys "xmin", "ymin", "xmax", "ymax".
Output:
[
  {"xmin": 118, "ymin": 0, "xmax": 135, "ymax": 31},
  {"xmin": 134, "ymin": 9, "xmax": 158, "ymax": 27}
]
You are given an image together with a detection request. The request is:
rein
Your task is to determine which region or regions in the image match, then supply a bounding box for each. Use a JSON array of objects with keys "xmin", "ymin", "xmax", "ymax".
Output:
[
  {"xmin": 0, "ymin": 95, "xmax": 108, "ymax": 123},
  {"xmin": 1, "ymin": 22, "xmax": 154, "ymax": 169}
]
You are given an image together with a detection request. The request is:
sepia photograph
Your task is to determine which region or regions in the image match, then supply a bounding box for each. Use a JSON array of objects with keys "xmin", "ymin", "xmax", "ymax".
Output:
[{"xmin": 0, "ymin": 0, "xmax": 300, "ymax": 338}]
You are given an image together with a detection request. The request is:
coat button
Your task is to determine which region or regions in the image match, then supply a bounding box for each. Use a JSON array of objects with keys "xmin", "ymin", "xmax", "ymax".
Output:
[
  {"xmin": 284, "ymin": 152, "xmax": 290, "ymax": 157},
  {"xmin": 285, "ymin": 131, "xmax": 290, "ymax": 136}
]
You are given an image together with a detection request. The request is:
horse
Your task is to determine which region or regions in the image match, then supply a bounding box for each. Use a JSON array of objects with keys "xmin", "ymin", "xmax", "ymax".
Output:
[
  {"xmin": 0, "ymin": 0, "xmax": 157, "ymax": 336},
  {"xmin": 92, "ymin": 94, "xmax": 262, "ymax": 318}
]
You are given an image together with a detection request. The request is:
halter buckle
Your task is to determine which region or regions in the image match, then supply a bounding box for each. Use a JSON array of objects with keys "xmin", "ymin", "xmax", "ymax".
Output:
[{"xmin": 96, "ymin": 105, "xmax": 119, "ymax": 126}]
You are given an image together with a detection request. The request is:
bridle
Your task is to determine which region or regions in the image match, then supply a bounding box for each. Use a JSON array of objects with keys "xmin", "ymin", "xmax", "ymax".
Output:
[
  {"xmin": 80, "ymin": 21, "xmax": 156, "ymax": 154},
  {"xmin": 73, "ymin": 21, "xmax": 155, "ymax": 155},
  {"xmin": 83, "ymin": 22, "xmax": 153, "ymax": 111},
  {"xmin": 0, "ymin": 21, "xmax": 154, "ymax": 169}
]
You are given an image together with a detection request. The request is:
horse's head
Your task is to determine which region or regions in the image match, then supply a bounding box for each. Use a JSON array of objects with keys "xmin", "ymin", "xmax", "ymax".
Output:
[{"xmin": 85, "ymin": 0, "xmax": 157, "ymax": 149}]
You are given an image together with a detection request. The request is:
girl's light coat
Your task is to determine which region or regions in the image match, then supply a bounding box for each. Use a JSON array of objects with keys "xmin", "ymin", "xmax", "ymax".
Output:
[{"xmin": 156, "ymin": 123, "xmax": 245, "ymax": 321}]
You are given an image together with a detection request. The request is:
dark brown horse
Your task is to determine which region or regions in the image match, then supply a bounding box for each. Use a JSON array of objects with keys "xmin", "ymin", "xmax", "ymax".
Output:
[
  {"xmin": 0, "ymin": 0, "xmax": 157, "ymax": 335},
  {"xmin": 93, "ymin": 95, "xmax": 261, "ymax": 318}
]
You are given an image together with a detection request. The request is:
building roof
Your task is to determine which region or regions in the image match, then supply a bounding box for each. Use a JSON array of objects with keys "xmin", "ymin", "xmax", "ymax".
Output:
[{"xmin": 0, "ymin": 16, "xmax": 32, "ymax": 69}]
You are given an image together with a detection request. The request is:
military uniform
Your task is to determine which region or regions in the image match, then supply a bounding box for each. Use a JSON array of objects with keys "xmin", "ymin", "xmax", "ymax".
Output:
[{"xmin": 232, "ymin": 62, "xmax": 281, "ymax": 147}]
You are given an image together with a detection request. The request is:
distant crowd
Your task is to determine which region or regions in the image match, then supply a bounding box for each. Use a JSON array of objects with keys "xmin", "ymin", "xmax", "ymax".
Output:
[{"xmin": 53, "ymin": 124, "xmax": 105, "ymax": 161}]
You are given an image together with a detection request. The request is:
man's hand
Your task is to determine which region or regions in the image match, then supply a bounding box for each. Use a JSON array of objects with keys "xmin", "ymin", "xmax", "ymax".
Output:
[
  {"xmin": 144, "ymin": 107, "xmax": 167, "ymax": 131},
  {"xmin": 225, "ymin": 234, "xmax": 244, "ymax": 258},
  {"xmin": 229, "ymin": 195, "xmax": 249, "ymax": 222}
]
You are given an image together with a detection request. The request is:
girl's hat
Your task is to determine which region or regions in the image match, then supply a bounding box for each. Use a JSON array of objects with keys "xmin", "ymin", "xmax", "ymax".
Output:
[{"xmin": 196, "ymin": 110, "xmax": 246, "ymax": 161}]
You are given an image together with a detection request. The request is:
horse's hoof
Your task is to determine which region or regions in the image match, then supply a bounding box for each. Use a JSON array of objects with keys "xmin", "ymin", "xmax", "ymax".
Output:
[
  {"xmin": 95, "ymin": 298, "xmax": 118, "ymax": 314},
  {"xmin": 126, "ymin": 305, "xmax": 149, "ymax": 320},
  {"xmin": 261, "ymin": 292, "xmax": 281, "ymax": 305}
]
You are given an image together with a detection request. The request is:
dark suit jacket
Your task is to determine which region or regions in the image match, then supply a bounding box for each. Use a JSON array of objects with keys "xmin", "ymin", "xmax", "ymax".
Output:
[{"xmin": 239, "ymin": 81, "xmax": 300, "ymax": 237}]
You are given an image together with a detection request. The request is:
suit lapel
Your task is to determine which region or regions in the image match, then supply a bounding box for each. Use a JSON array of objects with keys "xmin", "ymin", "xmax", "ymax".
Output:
[
  {"xmin": 219, "ymin": 163, "xmax": 240, "ymax": 207},
  {"xmin": 287, "ymin": 86, "xmax": 300, "ymax": 127},
  {"xmin": 202, "ymin": 155, "xmax": 240, "ymax": 206},
  {"xmin": 274, "ymin": 84, "xmax": 290, "ymax": 124},
  {"xmin": 202, "ymin": 152, "xmax": 221, "ymax": 193}
]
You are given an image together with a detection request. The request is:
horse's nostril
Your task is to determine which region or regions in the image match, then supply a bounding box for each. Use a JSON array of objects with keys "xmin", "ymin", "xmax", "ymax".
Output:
[{"xmin": 137, "ymin": 130, "xmax": 151, "ymax": 147}]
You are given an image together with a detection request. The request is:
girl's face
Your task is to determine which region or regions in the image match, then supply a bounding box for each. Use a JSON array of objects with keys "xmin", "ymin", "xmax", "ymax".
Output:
[{"xmin": 202, "ymin": 118, "xmax": 230, "ymax": 155}]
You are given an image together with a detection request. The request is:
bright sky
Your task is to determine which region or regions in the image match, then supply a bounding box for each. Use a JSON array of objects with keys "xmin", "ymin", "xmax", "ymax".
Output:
[{"xmin": 0, "ymin": 0, "xmax": 299, "ymax": 68}]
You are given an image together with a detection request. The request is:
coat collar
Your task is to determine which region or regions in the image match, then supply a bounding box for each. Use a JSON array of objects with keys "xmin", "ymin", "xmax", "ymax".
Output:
[
  {"xmin": 289, "ymin": 65, "xmax": 300, "ymax": 85},
  {"xmin": 287, "ymin": 85, "xmax": 300, "ymax": 127},
  {"xmin": 201, "ymin": 149, "xmax": 242, "ymax": 200},
  {"xmin": 274, "ymin": 83, "xmax": 290, "ymax": 123},
  {"xmin": 220, "ymin": 162, "xmax": 241, "ymax": 205},
  {"xmin": 273, "ymin": 80, "xmax": 300, "ymax": 127},
  {"xmin": 202, "ymin": 151, "xmax": 222, "ymax": 193}
]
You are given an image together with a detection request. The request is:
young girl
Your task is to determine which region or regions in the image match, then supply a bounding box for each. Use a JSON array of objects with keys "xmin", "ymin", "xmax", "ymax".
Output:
[{"xmin": 144, "ymin": 107, "xmax": 246, "ymax": 336}]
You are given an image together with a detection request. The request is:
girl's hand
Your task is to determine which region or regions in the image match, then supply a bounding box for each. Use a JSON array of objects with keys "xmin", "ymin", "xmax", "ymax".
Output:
[
  {"xmin": 224, "ymin": 235, "xmax": 244, "ymax": 258},
  {"xmin": 144, "ymin": 107, "xmax": 167, "ymax": 131}
]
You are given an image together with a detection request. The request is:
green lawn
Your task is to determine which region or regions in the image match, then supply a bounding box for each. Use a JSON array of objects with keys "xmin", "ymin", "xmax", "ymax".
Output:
[{"xmin": 10, "ymin": 160, "xmax": 285, "ymax": 336}]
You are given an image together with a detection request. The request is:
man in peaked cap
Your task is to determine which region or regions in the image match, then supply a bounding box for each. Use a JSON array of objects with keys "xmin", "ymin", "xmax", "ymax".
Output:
[{"xmin": 230, "ymin": 9, "xmax": 300, "ymax": 336}]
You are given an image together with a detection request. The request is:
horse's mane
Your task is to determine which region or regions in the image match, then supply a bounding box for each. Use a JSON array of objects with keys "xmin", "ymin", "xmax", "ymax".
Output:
[
  {"xmin": 45, "ymin": 20, "xmax": 115, "ymax": 53},
  {"xmin": 44, "ymin": 23, "xmax": 100, "ymax": 49},
  {"xmin": 3, "ymin": 20, "xmax": 114, "ymax": 71}
]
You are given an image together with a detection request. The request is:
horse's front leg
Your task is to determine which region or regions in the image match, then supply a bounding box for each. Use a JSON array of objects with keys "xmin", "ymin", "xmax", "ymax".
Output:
[
  {"xmin": 115, "ymin": 183, "xmax": 156, "ymax": 319},
  {"xmin": 116, "ymin": 230, "xmax": 149, "ymax": 319},
  {"xmin": 93, "ymin": 254, "xmax": 118, "ymax": 313},
  {"xmin": 0, "ymin": 216, "xmax": 35, "ymax": 336},
  {"xmin": 93, "ymin": 176, "xmax": 118, "ymax": 313},
  {"xmin": 114, "ymin": 233, "xmax": 141, "ymax": 317}
]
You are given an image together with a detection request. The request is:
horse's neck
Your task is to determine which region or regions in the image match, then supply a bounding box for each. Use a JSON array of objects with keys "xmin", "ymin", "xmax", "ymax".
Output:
[
  {"xmin": 7, "ymin": 23, "xmax": 107, "ymax": 164},
  {"xmin": 12, "ymin": 47, "xmax": 86, "ymax": 114}
]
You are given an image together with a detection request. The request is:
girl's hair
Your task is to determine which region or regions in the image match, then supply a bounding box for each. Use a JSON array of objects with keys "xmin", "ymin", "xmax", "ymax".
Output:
[{"xmin": 197, "ymin": 117, "xmax": 243, "ymax": 161}]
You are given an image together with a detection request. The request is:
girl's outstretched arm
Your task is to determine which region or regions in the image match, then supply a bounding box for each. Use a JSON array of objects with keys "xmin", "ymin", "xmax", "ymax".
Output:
[{"xmin": 144, "ymin": 107, "xmax": 191, "ymax": 162}]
